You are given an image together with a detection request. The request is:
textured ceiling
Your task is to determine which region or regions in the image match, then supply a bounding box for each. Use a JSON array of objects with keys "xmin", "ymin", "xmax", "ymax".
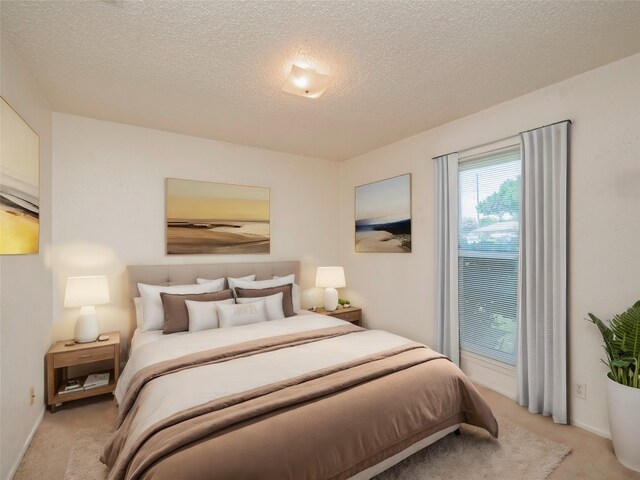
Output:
[{"xmin": 2, "ymin": 1, "xmax": 640, "ymax": 161}]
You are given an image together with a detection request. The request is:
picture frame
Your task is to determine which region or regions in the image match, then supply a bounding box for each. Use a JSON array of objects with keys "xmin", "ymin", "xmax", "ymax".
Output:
[
  {"xmin": 0, "ymin": 97, "xmax": 40, "ymax": 255},
  {"xmin": 355, "ymin": 173, "xmax": 411, "ymax": 253},
  {"xmin": 166, "ymin": 178, "xmax": 270, "ymax": 255}
]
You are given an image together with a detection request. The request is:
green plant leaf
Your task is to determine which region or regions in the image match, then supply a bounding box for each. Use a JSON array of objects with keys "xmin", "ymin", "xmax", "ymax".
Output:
[
  {"xmin": 587, "ymin": 302, "xmax": 640, "ymax": 390},
  {"xmin": 611, "ymin": 358, "xmax": 633, "ymax": 368},
  {"xmin": 610, "ymin": 301, "xmax": 640, "ymax": 359},
  {"xmin": 587, "ymin": 312, "xmax": 616, "ymax": 362}
]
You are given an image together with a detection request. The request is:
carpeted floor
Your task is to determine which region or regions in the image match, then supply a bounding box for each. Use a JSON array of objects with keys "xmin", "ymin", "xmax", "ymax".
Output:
[
  {"xmin": 14, "ymin": 386, "xmax": 640, "ymax": 480},
  {"xmin": 62, "ymin": 416, "xmax": 569, "ymax": 480},
  {"xmin": 375, "ymin": 418, "xmax": 569, "ymax": 480},
  {"xmin": 63, "ymin": 424, "xmax": 110, "ymax": 480}
]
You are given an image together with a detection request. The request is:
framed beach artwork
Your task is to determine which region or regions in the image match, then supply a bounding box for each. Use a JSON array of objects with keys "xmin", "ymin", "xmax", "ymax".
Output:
[
  {"xmin": 0, "ymin": 97, "xmax": 40, "ymax": 254},
  {"xmin": 166, "ymin": 178, "xmax": 270, "ymax": 255},
  {"xmin": 355, "ymin": 173, "xmax": 411, "ymax": 253}
]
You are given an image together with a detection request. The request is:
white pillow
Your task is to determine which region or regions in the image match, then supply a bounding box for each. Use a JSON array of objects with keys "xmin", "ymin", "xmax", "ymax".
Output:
[
  {"xmin": 133, "ymin": 297, "xmax": 144, "ymax": 327},
  {"xmin": 227, "ymin": 275, "xmax": 266, "ymax": 291},
  {"xmin": 236, "ymin": 292, "xmax": 284, "ymax": 321},
  {"xmin": 197, "ymin": 274, "xmax": 255, "ymax": 285},
  {"xmin": 186, "ymin": 298, "xmax": 235, "ymax": 332},
  {"xmin": 273, "ymin": 275, "xmax": 301, "ymax": 311},
  {"xmin": 230, "ymin": 274, "xmax": 295, "ymax": 294},
  {"xmin": 138, "ymin": 279, "xmax": 225, "ymax": 332},
  {"xmin": 217, "ymin": 299, "xmax": 268, "ymax": 327}
]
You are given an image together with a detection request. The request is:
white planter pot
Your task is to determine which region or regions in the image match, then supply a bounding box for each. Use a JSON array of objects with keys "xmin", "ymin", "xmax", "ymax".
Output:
[{"xmin": 605, "ymin": 376, "xmax": 640, "ymax": 472}]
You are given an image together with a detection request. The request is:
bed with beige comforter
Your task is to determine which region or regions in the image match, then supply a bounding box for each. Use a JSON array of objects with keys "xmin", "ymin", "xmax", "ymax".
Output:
[{"xmin": 103, "ymin": 314, "xmax": 498, "ymax": 480}]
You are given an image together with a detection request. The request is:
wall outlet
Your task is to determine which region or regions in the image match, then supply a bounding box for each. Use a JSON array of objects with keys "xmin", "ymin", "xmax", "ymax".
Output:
[
  {"xmin": 575, "ymin": 383, "xmax": 586, "ymax": 400},
  {"xmin": 29, "ymin": 386, "xmax": 35, "ymax": 406}
]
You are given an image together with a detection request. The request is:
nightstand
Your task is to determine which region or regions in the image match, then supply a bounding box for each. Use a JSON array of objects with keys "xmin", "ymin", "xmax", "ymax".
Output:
[
  {"xmin": 315, "ymin": 307, "xmax": 362, "ymax": 327},
  {"xmin": 46, "ymin": 332, "xmax": 120, "ymax": 412}
]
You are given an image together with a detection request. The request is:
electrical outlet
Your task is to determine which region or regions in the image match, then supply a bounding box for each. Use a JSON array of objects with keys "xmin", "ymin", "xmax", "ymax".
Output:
[
  {"xmin": 29, "ymin": 386, "xmax": 35, "ymax": 406},
  {"xmin": 575, "ymin": 383, "xmax": 586, "ymax": 400}
]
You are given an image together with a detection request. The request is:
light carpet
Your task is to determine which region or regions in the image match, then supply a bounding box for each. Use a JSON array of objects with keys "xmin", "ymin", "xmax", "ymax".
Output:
[{"xmin": 64, "ymin": 416, "xmax": 570, "ymax": 480}]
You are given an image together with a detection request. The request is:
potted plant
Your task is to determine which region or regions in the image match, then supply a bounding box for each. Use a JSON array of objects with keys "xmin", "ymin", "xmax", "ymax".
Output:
[{"xmin": 587, "ymin": 300, "xmax": 640, "ymax": 472}]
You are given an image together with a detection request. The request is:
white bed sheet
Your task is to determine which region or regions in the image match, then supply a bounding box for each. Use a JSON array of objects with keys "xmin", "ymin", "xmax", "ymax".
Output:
[{"xmin": 130, "ymin": 329, "xmax": 167, "ymax": 351}]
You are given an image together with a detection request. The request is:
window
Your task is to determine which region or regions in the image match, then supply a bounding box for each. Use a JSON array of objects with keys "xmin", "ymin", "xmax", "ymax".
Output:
[{"xmin": 458, "ymin": 146, "xmax": 521, "ymax": 365}]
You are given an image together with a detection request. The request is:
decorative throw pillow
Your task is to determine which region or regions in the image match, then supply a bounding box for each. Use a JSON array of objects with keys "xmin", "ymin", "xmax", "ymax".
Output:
[
  {"xmin": 138, "ymin": 278, "xmax": 225, "ymax": 332},
  {"xmin": 217, "ymin": 300, "xmax": 268, "ymax": 327},
  {"xmin": 161, "ymin": 289, "xmax": 234, "ymax": 334},
  {"xmin": 236, "ymin": 292, "xmax": 285, "ymax": 321},
  {"xmin": 273, "ymin": 275, "xmax": 301, "ymax": 311},
  {"xmin": 235, "ymin": 284, "xmax": 296, "ymax": 318},
  {"xmin": 186, "ymin": 298, "xmax": 235, "ymax": 332}
]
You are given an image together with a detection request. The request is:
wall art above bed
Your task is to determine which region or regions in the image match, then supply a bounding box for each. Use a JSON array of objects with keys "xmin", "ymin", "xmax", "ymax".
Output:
[
  {"xmin": 0, "ymin": 97, "xmax": 40, "ymax": 255},
  {"xmin": 166, "ymin": 178, "xmax": 270, "ymax": 255},
  {"xmin": 355, "ymin": 173, "xmax": 411, "ymax": 253}
]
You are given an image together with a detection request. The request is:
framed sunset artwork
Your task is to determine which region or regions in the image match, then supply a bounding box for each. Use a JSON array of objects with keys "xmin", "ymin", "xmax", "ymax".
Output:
[{"xmin": 166, "ymin": 178, "xmax": 270, "ymax": 255}]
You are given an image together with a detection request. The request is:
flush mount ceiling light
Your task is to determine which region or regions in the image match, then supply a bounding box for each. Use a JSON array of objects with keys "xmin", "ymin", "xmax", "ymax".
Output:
[{"xmin": 281, "ymin": 64, "xmax": 332, "ymax": 99}]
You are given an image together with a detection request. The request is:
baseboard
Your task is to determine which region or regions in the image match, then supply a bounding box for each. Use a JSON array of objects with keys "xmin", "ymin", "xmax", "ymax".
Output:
[
  {"xmin": 5, "ymin": 406, "xmax": 45, "ymax": 480},
  {"xmin": 571, "ymin": 418, "xmax": 611, "ymax": 439},
  {"xmin": 471, "ymin": 376, "xmax": 517, "ymax": 401}
]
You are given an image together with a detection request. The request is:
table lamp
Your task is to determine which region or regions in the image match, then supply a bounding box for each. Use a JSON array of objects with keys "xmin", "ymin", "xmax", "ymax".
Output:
[
  {"xmin": 64, "ymin": 275, "xmax": 110, "ymax": 343},
  {"xmin": 316, "ymin": 266, "xmax": 346, "ymax": 311}
]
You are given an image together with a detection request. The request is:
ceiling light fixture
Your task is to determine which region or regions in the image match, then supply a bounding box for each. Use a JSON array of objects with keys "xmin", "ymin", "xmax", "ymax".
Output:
[
  {"xmin": 293, "ymin": 76, "xmax": 309, "ymax": 88},
  {"xmin": 282, "ymin": 64, "xmax": 332, "ymax": 99}
]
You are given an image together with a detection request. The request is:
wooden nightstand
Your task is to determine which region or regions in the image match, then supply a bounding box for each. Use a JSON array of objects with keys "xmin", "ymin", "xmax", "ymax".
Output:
[
  {"xmin": 315, "ymin": 307, "xmax": 362, "ymax": 327},
  {"xmin": 46, "ymin": 332, "xmax": 120, "ymax": 412}
]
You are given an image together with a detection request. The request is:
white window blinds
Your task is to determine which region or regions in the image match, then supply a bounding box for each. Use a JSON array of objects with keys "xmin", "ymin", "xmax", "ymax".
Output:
[{"xmin": 458, "ymin": 146, "xmax": 521, "ymax": 365}]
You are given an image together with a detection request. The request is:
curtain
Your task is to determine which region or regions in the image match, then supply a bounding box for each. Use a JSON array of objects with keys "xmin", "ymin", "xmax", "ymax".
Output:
[
  {"xmin": 517, "ymin": 121, "xmax": 569, "ymax": 424},
  {"xmin": 435, "ymin": 153, "xmax": 460, "ymax": 365}
]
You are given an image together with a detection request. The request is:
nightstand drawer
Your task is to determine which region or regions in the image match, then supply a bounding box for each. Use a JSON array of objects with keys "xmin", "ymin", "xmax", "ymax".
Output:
[
  {"xmin": 332, "ymin": 311, "xmax": 361, "ymax": 323},
  {"xmin": 53, "ymin": 345, "xmax": 115, "ymax": 368}
]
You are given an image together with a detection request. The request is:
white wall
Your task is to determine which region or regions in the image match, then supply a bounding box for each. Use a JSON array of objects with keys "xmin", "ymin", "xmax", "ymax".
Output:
[
  {"xmin": 52, "ymin": 114, "xmax": 340, "ymax": 352},
  {"xmin": 0, "ymin": 39, "xmax": 53, "ymax": 480},
  {"xmin": 339, "ymin": 53, "xmax": 640, "ymax": 438}
]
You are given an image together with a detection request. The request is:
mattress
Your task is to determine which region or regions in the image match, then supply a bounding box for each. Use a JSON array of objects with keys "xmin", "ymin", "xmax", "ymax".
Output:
[{"xmin": 109, "ymin": 314, "xmax": 498, "ymax": 480}]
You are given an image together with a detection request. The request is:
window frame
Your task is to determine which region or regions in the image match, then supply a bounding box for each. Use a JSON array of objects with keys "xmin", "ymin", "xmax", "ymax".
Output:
[{"xmin": 457, "ymin": 140, "xmax": 521, "ymax": 368}]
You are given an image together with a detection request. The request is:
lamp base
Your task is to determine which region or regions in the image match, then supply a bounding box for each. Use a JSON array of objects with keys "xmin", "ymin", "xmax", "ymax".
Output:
[
  {"xmin": 74, "ymin": 306, "xmax": 99, "ymax": 343},
  {"xmin": 323, "ymin": 287, "xmax": 339, "ymax": 311}
]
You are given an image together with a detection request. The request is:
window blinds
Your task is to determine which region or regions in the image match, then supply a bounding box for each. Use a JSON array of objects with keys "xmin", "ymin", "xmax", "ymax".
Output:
[{"xmin": 458, "ymin": 146, "xmax": 521, "ymax": 365}]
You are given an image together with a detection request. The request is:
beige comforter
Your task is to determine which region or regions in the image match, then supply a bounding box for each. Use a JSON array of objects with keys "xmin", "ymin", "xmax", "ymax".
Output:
[{"xmin": 104, "ymin": 320, "xmax": 498, "ymax": 480}]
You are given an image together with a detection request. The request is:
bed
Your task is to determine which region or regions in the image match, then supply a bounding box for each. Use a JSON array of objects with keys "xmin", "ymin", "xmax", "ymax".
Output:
[{"xmin": 103, "ymin": 262, "xmax": 498, "ymax": 480}]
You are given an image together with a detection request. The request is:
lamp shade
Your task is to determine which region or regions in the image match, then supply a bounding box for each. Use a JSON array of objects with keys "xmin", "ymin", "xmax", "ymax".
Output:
[
  {"xmin": 64, "ymin": 276, "xmax": 110, "ymax": 307},
  {"xmin": 315, "ymin": 267, "xmax": 346, "ymax": 288}
]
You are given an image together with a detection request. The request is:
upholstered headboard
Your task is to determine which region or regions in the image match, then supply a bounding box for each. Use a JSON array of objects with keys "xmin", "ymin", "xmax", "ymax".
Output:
[{"xmin": 127, "ymin": 261, "xmax": 300, "ymax": 298}]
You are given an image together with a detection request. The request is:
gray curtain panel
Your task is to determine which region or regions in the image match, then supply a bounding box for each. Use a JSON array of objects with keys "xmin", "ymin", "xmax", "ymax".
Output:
[
  {"xmin": 435, "ymin": 153, "xmax": 460, "ymax": 365},
  {"xmin": 517, "ymin": 122, "xmax": 569, "ymax": 424}
]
